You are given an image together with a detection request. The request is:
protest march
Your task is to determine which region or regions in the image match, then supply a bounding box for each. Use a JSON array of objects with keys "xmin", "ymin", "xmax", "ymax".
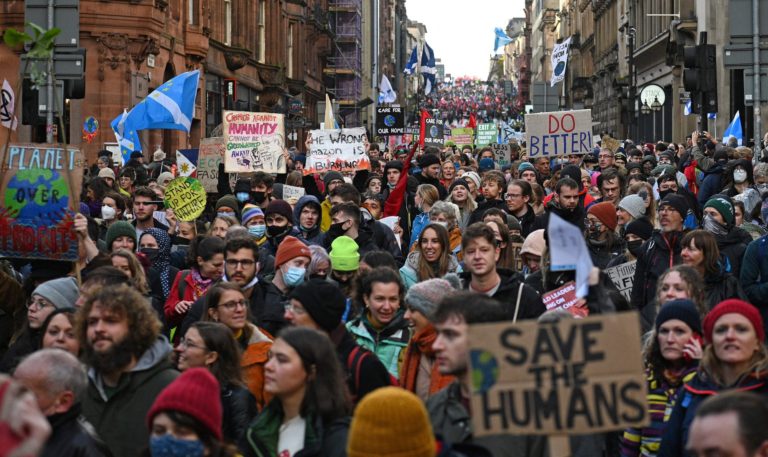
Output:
[{"xmin": 3, "ymin": 2, "xmax": 768, "ymax": 457}]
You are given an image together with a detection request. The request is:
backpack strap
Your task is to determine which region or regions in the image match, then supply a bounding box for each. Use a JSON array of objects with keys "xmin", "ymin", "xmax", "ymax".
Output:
[
  {"xmin": 177, "ymin": 269, "xmax": 191, "ymax": 300},
  {"xmin": 346, "ymin": 346, "xmax": 371, "ymax": 401}
]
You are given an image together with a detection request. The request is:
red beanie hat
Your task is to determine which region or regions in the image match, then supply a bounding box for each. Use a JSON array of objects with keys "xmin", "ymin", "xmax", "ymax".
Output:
[
  {"xmin": 275, "ymin": 235, "xmax": 311, "ymax": 268},
  {"xmin": 587, "ymin": 202, "xmax": 618, "ymax": 232},
  {"xmin": 703, "ymin": 299, "xmax": 765, "ymax": 344},
  {"xmin": 146, "ymin": 368, "xmax": 222, "ymax": 440}
]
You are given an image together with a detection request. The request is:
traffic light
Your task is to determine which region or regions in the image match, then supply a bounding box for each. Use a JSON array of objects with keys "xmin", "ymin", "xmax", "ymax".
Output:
[{"xmin": 683, "ymin": 44, "xmax": 717, "ymax": 115}]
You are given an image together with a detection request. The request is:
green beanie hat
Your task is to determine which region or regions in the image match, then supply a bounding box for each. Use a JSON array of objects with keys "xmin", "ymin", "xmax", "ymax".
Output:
[
  {"xmin": 704, "ymin": 196, "xmax": 734, "ymax": 225},
  {"xmin": 329, "ymin": 236, "xmax": 360, "ymax": 271},
  {"xmin": 106, "ymin": 221, "xmax": 137, "ymax": 251}
]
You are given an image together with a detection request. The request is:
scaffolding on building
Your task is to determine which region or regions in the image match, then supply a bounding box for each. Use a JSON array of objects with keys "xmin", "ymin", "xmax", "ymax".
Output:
[{"xmin": 325, "ymin": 0, "xmax": 363, "ymax": 126}]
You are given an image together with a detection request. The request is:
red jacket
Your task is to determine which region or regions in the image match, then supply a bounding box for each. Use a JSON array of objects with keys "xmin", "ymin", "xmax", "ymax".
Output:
[{"xmin": 164, "ymin": 269, "xmax": 211, "ymax": 328}]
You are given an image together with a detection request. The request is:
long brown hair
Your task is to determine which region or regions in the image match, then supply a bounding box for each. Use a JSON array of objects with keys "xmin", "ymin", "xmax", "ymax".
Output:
[
  {"xmin": 203, "ymin": 283, "xmax": 254, "ymax": 343},
  {"xmin": 190, "ymin": 321, "xmax": 245, "ymax": 388},
  {"xmin": 416, "ymin": 223, "xmax": 452, "ymax": 281},
  {"xmin": 488, "ymin": 220, "xmax": 515, "ymax": 271},
  {"xmin": 681, "ymin": 230, "xmax": 720, "ymax": 276}
]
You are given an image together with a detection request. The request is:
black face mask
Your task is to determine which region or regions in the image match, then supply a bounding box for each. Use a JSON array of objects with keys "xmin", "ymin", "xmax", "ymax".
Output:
[
  {"xmin": 251, "ymin": 191, "xmax": 267, "ymax": 204},
  {"xmin": 658, "ymin": 189, "xmax": 674, "ymax": 200},
  {"xmin": 309, "ymin": 273, "xmax": 327, "ymax": 281},
  {"xmin": 328, "ymin": 221, "xmax": 347, "ymax": 237},
  {"xmin": 266, "ymin": 224, "xmax": 289, "ymax": 239},
  {"xmin": 140, "ymin": 247, "xmax": 159, "ymax": 262},
  {"xmin": 626, "ymin": 239, "xmax": 644, "ymax": 257}
]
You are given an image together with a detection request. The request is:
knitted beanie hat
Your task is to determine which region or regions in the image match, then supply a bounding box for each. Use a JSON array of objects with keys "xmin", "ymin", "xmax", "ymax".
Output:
[
  {"xmin": 659, "ymin": 194, "xmax": 689, "ymax": 220},
  {"xmin": 329, "ymin": 236, "xmax": 360, "ymax": 271},
  {"xmin": 215, "ymin": 194, "xmax": 239, "ymax": 214},
  {"xmin": 106, "ymin": 221, "xmax": 137, "ymax": 250},
  {"xmin": 264, "ymin": 199, "xmax": 294, "ymax": 222},
  {"xmin": 146, "ymin": 368, "xmax": 222, "ymax": 440},
  {"xmin": 98, "ymin": 167, "xmax": 115, "ymax": 180},
  {"xmin": 289, "ymin": 279, "xmax": 347, "ymax": 332},
  {"xmin": 704, "ymin": 196, "xmax": 735, "ymax": 225},
  {"xmin": 241, "ymin": 204, "xmax": 264, "ymax": 226},
  {"xmin": 462, "ymin": 171, "xmax": 481, "ymax": 190},
  {"xmin": 703, "ymin": 299, "xmax": 765, "ymax": 344},
  {"xmin": 448, "ymin": 178, "xmax": 470, "ymax": 195},
  {"xmin": 655, "ymin": 299, "xmax": 702, "ymax": 334},
  {"xmin": 417, "ymin": 153, "xmax": 441, "ymax": 169},
  {"xmin": 624, "ymin": 218, "xmax": 654, "ymax": 241},
  {"xmin": 323, "ymin": 171, "xmax": 344, "ymax": 187},
  {"xmin": 518, "ymin": 162, "xmax": 535, "ymax": 173},
  {"xmin": 347, "ymin": 386, "xmax": 436, "ymax": 457},
  {"xmin": 275, "ymin": 236, "xmax": 311, "ymax": 268},
  {"xmin": 32, "ymin": 277, "xmax": 79, "ymax": 309},
  {"xmin": 618, "ymin": 194, "xmax": 646, "ymax": 219},
  {"xmin": 478, "ymin": 158, "xmax": 495, "ymax": 172},
  {"xmin": 405, "ymin": 274, "xmax": 460, "ymax": 318},
  {"xmin": 384, "ymin": 160, "xmax": 404, "ymax": 174},
  {"xmin": 588, "ymin": 202, "xmax": 618, "ymax": 231}
]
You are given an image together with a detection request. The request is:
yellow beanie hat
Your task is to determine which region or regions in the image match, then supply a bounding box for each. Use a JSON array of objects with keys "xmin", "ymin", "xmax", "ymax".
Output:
[{"xmin": 347, "ymin": 386, "xmax": 436, "ymax": 457}]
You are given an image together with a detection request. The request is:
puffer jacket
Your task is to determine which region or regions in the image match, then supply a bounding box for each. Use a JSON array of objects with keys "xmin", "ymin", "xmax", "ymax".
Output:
[
  {"xmin": 239, "ymin": 323, "xmax": 273, "ymax": 411},
  {"xmin": 221, "ymin": 382, "xmax": 258, "ymax": 445},
  {"xmin": 346, "ymin": 311, "xmax": 411, "ymax": 380},
  {"xmin": 399, "ymin": 251, "xmax": 460, "ymax": 290}
]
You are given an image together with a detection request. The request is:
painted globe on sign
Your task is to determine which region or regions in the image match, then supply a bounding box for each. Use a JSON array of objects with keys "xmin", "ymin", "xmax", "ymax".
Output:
[
  {"xmin": 470, "ymin": 349, "xmax": 499, "ymax": 394},
  {"xmin": 429, "ymin": 125, "xmax": 439, "ymax": 138},
  {"xmin": 554, "ymin": 61, "xmax": 566, "ymax": 76},
  {"xmin": 5, "ymin": 169, "xmax": 70, "ymax": 223},
  {"xmin": 384, "ymin": 114, "xmax": 396, "ymax": 127}
]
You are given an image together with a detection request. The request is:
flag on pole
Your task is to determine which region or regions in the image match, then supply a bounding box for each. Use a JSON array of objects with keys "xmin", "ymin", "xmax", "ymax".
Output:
[
  {"xmin": 324, "ymin": 93, "xmax": 340, "ymax": 129},
  {"xmin": 403, "ymin": 46, "xmax": 418, "ymax": 75},
  {"xmin": 176, "ymin": 149, "xmax": 197, "ymax": 177},
  {"xmin": 684, "ymin": 100, "xmax": 692, "ymax": 116},
  {"xmin": 493, "ymin": 28, "xmax": 513, "ymax": 52},
  {"xmin": 111, "ymin": 109, "xmax": 142, "ymax": 160},
  {"xmin": 723, "ymin": 111, "xmax": 743, "ymax": 145},
  {"xmin": 421, "ymin": 42, "xmax": 437, "ymax": 95},
  {"xmin": 550, "ymin": 37, "xmax": 572, "ymax": 87},
  {"xmin": 378, "ymin": 75, "xmax": 397, "ymax": 104},
  {"xmin": 1, "ymin": 79, "xmax": 18, "ymax": 131}
]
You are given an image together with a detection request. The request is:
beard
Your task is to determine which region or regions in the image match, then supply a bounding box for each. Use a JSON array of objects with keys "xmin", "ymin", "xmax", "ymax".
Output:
[{"xmin": 84, "ymin": 335, "xmax": 143, "ymax": 375}]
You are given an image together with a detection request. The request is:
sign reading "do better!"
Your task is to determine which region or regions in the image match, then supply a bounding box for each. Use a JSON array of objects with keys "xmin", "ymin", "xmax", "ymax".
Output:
[{"xmin": 525, "ymin": 109, "xmax": 593, "ymax": 158}]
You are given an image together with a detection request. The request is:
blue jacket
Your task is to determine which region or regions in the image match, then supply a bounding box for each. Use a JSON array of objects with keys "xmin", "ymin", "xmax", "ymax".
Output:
[
  {"xmin": 292, "ymin": 195, "xmax": 324, "ymax": 246},
  {"xmin": 741, "ymin": 234, "xmax": 768, "ymax": 334},
  {"xmin": 409, "ymin": 212, "xmax": 430, "ymax": 250},
  {"xmin": 697, "ymin": 163, "xmax": 726, "ymax": 207}
]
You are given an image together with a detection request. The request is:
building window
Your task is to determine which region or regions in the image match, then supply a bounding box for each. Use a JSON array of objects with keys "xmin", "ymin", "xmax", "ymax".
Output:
[
  {"xmin": 188, "ymin": 0, "xmax": 198, "ymax": 25},
  {"xmin": 287, "ymin": 23, "xmax": 294, "ymax": 79},
  {"xmin": 206, "ymin": 74, "xmax": 222, "ymax": 137},
  {"xmin": 224, "ymin": 0, "xmax": 232, "ymax": 45},
  {"xmin": 259, "ymin": 0, "xmax": 266, "ymax": 63}
]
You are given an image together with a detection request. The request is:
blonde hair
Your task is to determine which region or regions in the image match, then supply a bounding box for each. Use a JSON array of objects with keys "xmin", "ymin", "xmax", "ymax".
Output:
[
  {"xmin": 700, "ymin": 342, "xmax": 768, "ymax": 387},
  {"xmin": 110, "ymin": 249, "xmax": 150, "ymax": 294}
]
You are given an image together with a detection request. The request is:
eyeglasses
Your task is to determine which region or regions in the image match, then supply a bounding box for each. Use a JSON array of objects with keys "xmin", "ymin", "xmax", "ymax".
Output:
[
  {"xmin": 225, "ymin": 259, "xmax": 256, "ymax": 268},
  {"xmin": 178, "ymin": 338, "xmax": 207, "ymax": 351},
  {"xmin": 284, "ymin": 303, "xmax": 307, "ymax": 315},
  {"xmin": 504, "ymin": 193, "xmax": 522, "ymax": 200},
  {"xmin": 217, "ymin": 299, "xmax": 248, "ymax": 311},
  {"xmin": 27, "ymin": 298, "xmax": 52, "ymax": 310},
  {"xmin": 134, "ymin": 201, "xmax": 153, "ymax": 207}
]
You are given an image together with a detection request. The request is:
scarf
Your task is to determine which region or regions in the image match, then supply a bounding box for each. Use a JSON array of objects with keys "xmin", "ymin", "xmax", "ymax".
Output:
[
  {"xmin": 399, "ymin": 326, "xmax": 453, "ymax": 395},
  {"xmin": 141, "ymin": 228, "xmax": 172, "ymax": 299},
  {"xmin": 190, "ymin": 267, "xmax": 214, "ymax": 300}
]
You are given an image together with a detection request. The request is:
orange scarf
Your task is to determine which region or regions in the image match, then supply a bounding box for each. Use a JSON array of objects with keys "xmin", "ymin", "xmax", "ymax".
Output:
[{"xmin": 399, "ymin": 325, "xmax": 454, "ymax": 395}]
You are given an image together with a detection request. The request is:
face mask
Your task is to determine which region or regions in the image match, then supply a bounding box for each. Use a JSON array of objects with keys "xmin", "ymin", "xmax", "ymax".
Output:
[
  {"xmin": 734, "ymin": 169, "xmax": 748, "ymax": 183},
  {"xmin": 251, "ymin": 191, "xmax": 267, "ymax": 204},
  {"xmin": 328, "ymin": 221, "xmax": 347, "ymax": 237},
  {"xmin": 300, "ymin": 224, "xmax": 317, "ymax": 233},
  {"xmin": 309, "ymin": 273, "xmax": 327, "ymax": 280},
  {"xmin": 217, "ymin": 211, "xmax": 235, "ymax": 219},
  {"xmin": 140, "ymin": 247, "xmax": 159, "ymax": 262},
  {"xmin": 702, "ymin": 214, "xmax": 729, "ymax": 236},
  {"xmin": 283, "ymin": 266, "xmax": 306, "ymax": 287},
  {"xmin": 236, "ymin": 192, "xmax": 250, "ymax": 202},
  {"xmin": 626, "ymin": 239, "xmax": 644, "ymax": 257},
  {"xmin": 387, "ymin": 182, "xmax": 396, "ymax": 189},
  {"xmin": 266, "ymin": 224, "xmax": 289, "ymax": 239},
  {"xmin": 101, "ymin": 205, "xmax": 116, "ymax": 220},
  {"xmin": 658, "ymin": 189, "xmax": 674, "ymax": 200},
  {"xmin": 586, "ymin": 224, "xmax": 602, "ymax": 240},
  {"xmin": 758, "ymin": 183, "xmax": 768, "ymax": 195},
  {"xmin": 248, "ymin": 224, "xmax": 266, "ymax": 238},
  {"xmin": 149, "ymin": 435, "xmax": 204, "ymax": 457}
]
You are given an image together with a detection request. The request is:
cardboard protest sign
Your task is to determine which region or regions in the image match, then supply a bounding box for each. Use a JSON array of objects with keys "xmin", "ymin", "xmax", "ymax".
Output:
[
  {"xmin": 375, "ymin": 106, "xmax": 404, "ymax": 136},
  {"xmin": 197, "ymin": 137, "xmax": 225, "ymax": 193},
  {"xmin": 467, "ymin": 313, "xmax": 647, "ymax": 436},
  {"xmin": 423, "ymin": 118, "xmax": 444, "ymax": 148},
  {"xmin": 0, "ymin": 144, "xmax": 84, "ymax": 260},
  {"xmin": 282, "ymin": 185, "xmax": 305, "ymax": 203},
  {"xmin": 164, "ymin": 177, "xmax": 207, "ymax": 221},
  {"xmin": 223, "ymin": 111, "xmax": 286, "ymax": 173},
  {"xmin": 476, "ymin": 123, "xmax": 496, "ymax": 147},
  {"xmin": 525, "ymin": 109, "xmax": 593, "ymax": 158},
  {"xmin": 601, "ymin": 135, "xmax": 621, "ymax": 153},
  {"xmin": 605, "ymin": 261, "xmax": 636, "ymax": 302},
  {"xmin": 305, "ymin": 127, "xmax": 370, "ymax": 175},
  {"xmin": 490, "ymin": 143, "xmax": 511, "ymax": 167},
  {"xmin": 451, "ymin": 128, "xmax": 474, "ymax": 146},
  {"xmin": 542, "ymin": 281, "xmax": 588, "ymax": 318}
]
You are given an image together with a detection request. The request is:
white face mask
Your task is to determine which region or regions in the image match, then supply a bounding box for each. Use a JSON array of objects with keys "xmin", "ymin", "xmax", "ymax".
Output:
[
  {"xmin": 734, "ymin": 169, "xmax": 748, "ymax": 183},
  {"xmin": 101, "ymin": 205, "xmax": 116, "ymax": 220}
]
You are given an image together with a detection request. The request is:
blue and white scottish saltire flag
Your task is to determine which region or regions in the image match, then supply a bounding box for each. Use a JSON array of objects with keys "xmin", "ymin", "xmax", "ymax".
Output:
[
  {"xmin": 111, "ymin": 70, "xmax": 201, "ymax": 159},
  {"xmin": 379, "ymin": 74, "xmax": 397, "ymax": 104},
  {"xmin": 403, "ymin": 46, "xmax": 418, "ymax": 75},
  {"xmin": 723, "ymin": 111, "xmax": 743, "ymax": 145},
  {"xmin": 494, "ymin": 28, "xmax": 513, "ymax": 52},
  {"xmin": 110, "ymin": 109, "xmax": 141, "ymax": 161},
  {"xmin": 684, "ymin": 100, "xmax": 692, "ymax": 116},
  {"xmin": 421, "ymin": 42, "xmax": 436, "ymax": 95},
  {"xmin": 708, "ymin": 112, "xmax": 717, "ymax": 119}
]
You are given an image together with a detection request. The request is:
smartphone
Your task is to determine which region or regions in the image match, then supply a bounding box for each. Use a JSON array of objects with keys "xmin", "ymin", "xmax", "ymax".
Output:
[{"xmin": 683, "ymin": 333, "xmax": 703, "ymax": 362}]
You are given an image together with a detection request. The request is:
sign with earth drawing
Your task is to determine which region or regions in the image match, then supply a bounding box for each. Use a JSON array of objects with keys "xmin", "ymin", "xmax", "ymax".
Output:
[
  {"xmin": 423, "ymin": 117, "xmax": 444, "ymax": 148},
  {"xmin": 375, "ymin": 106, "xmax": 405, "ymax": 136},
  {"xmin": 467, "ymin": 312, "xmax": 647, "ymax": 436},
  {"xmin": 0, "ymin": 144, "xmax": 85, "ymax": 260}
]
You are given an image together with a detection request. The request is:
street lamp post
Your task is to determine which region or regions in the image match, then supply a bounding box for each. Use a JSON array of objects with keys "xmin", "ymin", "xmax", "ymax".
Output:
[
  {"xmin": 651, "ymin": 96, "xmax": 662, "ymax": 141},
  {"xmin": 641, "ymin": 101, "xmax": 650, "ymax": 140}
]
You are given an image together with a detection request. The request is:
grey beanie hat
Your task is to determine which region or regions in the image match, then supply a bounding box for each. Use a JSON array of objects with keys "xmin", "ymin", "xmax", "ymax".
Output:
[
  {"xmin": 618, "ymin": 194, "xmax": 646, "ymax": 219},
  {"xmin": 32, "ymin": 277, "xmax": 79, "ymax": 309},
  {"xmin": 404, "ymin": 274, "xmax": 461, "ymax": 318}
]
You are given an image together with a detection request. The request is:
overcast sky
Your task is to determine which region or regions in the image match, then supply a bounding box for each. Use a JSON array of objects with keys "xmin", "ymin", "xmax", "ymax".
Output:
[{"xmin": 405, "ymin": 0, "xmax": 527, "ymax": 79}]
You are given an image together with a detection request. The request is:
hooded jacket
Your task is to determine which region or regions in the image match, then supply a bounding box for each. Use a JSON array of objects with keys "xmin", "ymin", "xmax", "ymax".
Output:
[
  {"xmin": 346, "ymin": 311, "xmax": 411, "ymax": 380},
  {"xmin": 514, "ymin": 204, "xmax": 539, "ymax": 238},
  {"xmin": 240, "ymin": 323, "xmax": 273, "ymax": 411},
  {"xmin": 460, "ymin": 269, "xmax": 545, "ymax": 321},
  {"xmin": 293, "ymin": 195, "xmax": 324, "ymax": 246},
  {"xmin": 467, "ymin": 198, "xmax": 508, "ymax": 225},
  {"xmin": 532, "ymin": 199, "xmax": 586, "ymax": 233},
  {"xmin": 715, "ymin": 225, "xmax": 751, "ymax": 277},
  {"xmin": 81, "ymin": 337, "xmax": 178, "ymax": 457},
  {"xmin": 702, "ymin": 268, "xmax": 748, "ymax": 310}
]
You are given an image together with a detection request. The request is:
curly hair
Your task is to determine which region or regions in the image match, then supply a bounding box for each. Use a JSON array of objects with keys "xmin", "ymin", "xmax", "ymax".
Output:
[
  {"xmin": 76, "ymin": 284, "xmax": 161, "ymax": 359},
  {"xmin": 654, "ymin": 265, "xmax": 707, "ymax": 316}
]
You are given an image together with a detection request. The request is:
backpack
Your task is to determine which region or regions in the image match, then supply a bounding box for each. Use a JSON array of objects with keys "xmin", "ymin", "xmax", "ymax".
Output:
[{"xmin": 346, "ymin": 345, "xmax": 397, "ymax": 402}]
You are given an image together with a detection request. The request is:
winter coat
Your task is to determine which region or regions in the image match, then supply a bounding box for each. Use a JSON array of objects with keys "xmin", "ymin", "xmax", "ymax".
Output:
[
  {"xmin": 320, "ymin": 197, "xmax": 333, "ymax": 232},
  {"xmin": 262, "ymin": 226, "xmax": 306, "ymax": 257},
  {"xmin": 715, "ymin": 226, "xmax": 751, "ymax": 277},
  {"xmin": 426, "ymin": 381, "xmax": 548, "ymax": 457},
  {"xmin": 697, "ymin": 163, "xmax": 726, "ymax": 206},
  {"xmin": 658, "ymin": 369, "xmax": 768, "ymax": 457},
  {"xmin": 240, "ymin": 324, "xmax": 273, "ymax": 412},
  {"xmin": 399, "ymin": 251, "xmax": 460, "ymax": 290},
  {"xmin": 0, "ymin": 327, "xmax": 40, "ymax": 374},
  {"xmin": 468, "ymin": 198, "xmax": 508, "ymax": 225},
  {"xmin": 41, "ymin": 403, "xmax": 112, "ymax": 457},
  {"xmin": 221, "ymin": 382, "xmax": 258, "ymax": 445},
  {"xmin": 587, "ymin": 235, "xmax": 625, "ymax": 270},
  {"xmin": 532, "ymin": 200, "xmax": 586, "ymax": 233},
  {"xmin": 414, "ymin": 172, "xmax": 448, "ymax": 200},
  {"xmin": 346, "ymin": 311, "xmax": 411, "ymax": 380},
  {"xmin": 399, "ymin": 325, "xmax": 454, "ymax": 401},
  {"xmin": 515, "ymin": 204, "xmax": 538, "ymax": 238},
  {"xmin": 409, "ymin": 212, "xmax": 431, "ymax": 250},
  {"xmin": 741, "ymin": 234, "xmax": 768, "ymax": 336},
  {"xmin": 81, "ymin": 337, "xmax": 178, "ymax": 457},
  {"xmin": 242, "ymin": 401, "xmax": 350, "ymax": 457},
  {"xmin": 331, "ymin": 325, "xmax": 392, "ymax": 404},
  {"xmin": 460, "ymin": 269, "xmax": 545, "ymax": 321},
  {"xmin": 293, "ymin": 195, "xmax": 325, "ymax": 246},
  {"xmin": 164, "ymin": 268, "xmax": 215, "ymax": 329},
  {"xmin": 702, "ymin": 269, "xmax": 748, "ymax": 310}
]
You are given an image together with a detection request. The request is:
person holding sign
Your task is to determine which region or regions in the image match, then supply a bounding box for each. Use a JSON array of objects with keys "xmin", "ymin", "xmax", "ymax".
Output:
[
  {"xmin": 620, "ymin": 300, "xmax": 702, "ymax": 457},
  {"xmin": 659, "ymin": 300, "xmax": 768, "ymax": 457}
]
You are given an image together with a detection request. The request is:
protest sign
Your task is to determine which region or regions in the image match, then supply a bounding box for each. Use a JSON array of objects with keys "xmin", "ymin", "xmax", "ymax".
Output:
[
  {"xmin": 451, "ymin": 127, "xmax": 474, "ymax": 147},
  {"xmin": 605, "ymin": 261, "xmax": 636, "ymax": 302},
  {"xmin": 423, "ymin": 118, "xmax": 444, "ymax": 148},
  {"xmin": 525, "ymin": 109, "xmax": 592, "ymax": 158},
  {"xmin": 375, "ymin": 106, "xmax": 405, "ymax": 136},
  {"xmin": 467, "ymin": 313, "xmax": 647, "ymax": 436},
  {"xmin": 164, "ymin": 177, "xmax": 207, "ymax": 221},
  {"xmin": 601, "ymin": 135, "xmax": 621, "ymax": 153},
  {"xmin": 542, "ymin": 281, "xmax": 588, "ymax": 318},
  {"xmin": 223, "ymin": 111, "xmax": 286, "ymax": 173},
  {"xmin": 548, "ymin": 213, "xmax": 593, "ymax": 297},
  {"xmin": 282, "ymin": 184, "xmax": 305, "ymax": 203},
  {"xmin": 476, "ymin": 123, "xmax": 496, "ymax": 147},
  {"xmin": 490, "ymin": 143, "xmax": 511, "ymax": 167},
  {"xmin": 304, "ymin": 127, "xmax": 370, "ymax": 175},
  {"xmin": 197, "ymin": 137, "xmax": 225, "ymax": 193},
  {"xmin": 0, "ymin": 144, "xmax": 84, "ymax": 260}
]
